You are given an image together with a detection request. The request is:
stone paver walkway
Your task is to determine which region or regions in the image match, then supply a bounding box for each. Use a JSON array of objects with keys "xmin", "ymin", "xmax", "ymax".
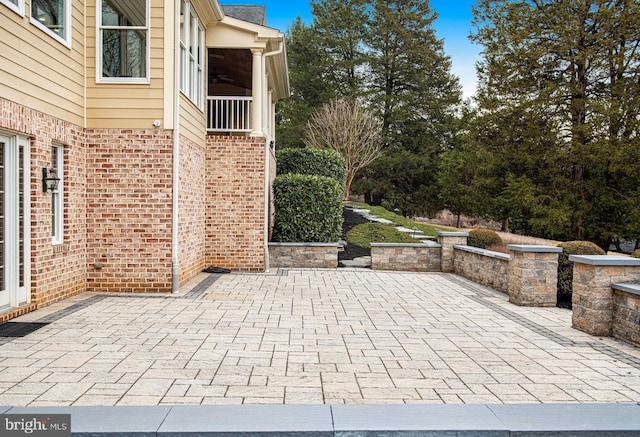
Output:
[{"xmin": 1, "ymin": 269, "xmax": 639, "ymax": 406}]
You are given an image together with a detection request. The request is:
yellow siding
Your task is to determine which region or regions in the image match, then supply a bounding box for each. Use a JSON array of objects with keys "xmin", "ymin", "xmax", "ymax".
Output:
[
  {"xmin": 179, "ymin": 94, "xmax": 206, "ymax": 147},
  {"xmin": 0, "ymin": 1, "xmax": 85, "ymax": 126},
  {"xmin": 86, "ymin": 0, "xmax": 166, "ymax": 128}
]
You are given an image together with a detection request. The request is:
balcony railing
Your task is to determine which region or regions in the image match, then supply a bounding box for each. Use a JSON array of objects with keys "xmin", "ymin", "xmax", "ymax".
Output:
[{"xmin": 207, "ymin": 96, "xmax": 253, "ymax": 133}]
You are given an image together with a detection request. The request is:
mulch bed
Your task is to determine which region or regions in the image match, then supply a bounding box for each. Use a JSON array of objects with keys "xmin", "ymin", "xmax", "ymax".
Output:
[{"xmin": 339, "ymin": 207, "xmax": 372, "ymax": 261}]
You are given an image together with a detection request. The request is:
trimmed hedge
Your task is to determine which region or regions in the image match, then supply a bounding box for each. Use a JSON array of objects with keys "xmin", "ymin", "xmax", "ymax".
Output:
[
  {"xmin": 557, "ymin": 241, "xmax": 606, "ymax": 309},
  {"xmin": 467, "ymin": 229, "xmax": 504, "ymax": 249},
  {"xmin": 632, "ymin": 249, "xmax": 640, "ymax": 259},
  {"xmin": 276, "ymin": 148, "xmax": 346, "ymax": 187},
  {"xmin": 272, "ymin": 174, "xmax": 343, "ymax": 242}
]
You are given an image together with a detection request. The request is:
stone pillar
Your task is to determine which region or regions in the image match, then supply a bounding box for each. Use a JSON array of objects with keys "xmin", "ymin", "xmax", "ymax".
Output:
[
  {"xmin": 507, "ymin": 245, "xmax": 562, "ymax": 307},
  {"xmin": 437, "ymin": 232, "xmax": 468, "ymax": 273},
  {"xmin": 570, "ymin": 256, "xmax": 640, "ymax": 337},
  {"xmin": 251, "ymin": 49, "xmax": 263, "ymax": 137}
]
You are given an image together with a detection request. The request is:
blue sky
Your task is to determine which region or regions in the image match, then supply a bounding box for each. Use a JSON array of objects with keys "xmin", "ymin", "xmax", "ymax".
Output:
[{"xmin": 226, "ymin": 1, "xmax": 480, "ymax": 98}]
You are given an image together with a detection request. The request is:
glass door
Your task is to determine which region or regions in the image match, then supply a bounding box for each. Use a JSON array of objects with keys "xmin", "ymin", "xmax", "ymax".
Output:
[{"xmin": 0, "ymin": 133, "xmax": 30, "ymax": 310}]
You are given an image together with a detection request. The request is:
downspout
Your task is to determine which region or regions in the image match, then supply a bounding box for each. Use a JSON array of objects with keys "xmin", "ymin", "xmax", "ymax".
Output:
[
  {"xmin": 171, "ymin": 0, "xmax": 181, "ymax": 293},
  {"xmin": 261, "ymin": 37, "xmax": 284, "ymax": 273}
]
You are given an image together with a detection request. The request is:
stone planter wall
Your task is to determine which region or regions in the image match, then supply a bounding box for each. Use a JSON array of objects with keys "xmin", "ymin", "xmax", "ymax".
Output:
[
  {"xmin": 453, "ymin": 245, "xmax": 510, "ymax": 294},
  {"xmin": 268, "ymin": 243, "xmax": 339, "ymax": 269},
  {"xmin": 437, "ymin": 232, "xmax": 469, "ymax": 273},
  {"xmin": 370, "ymin": 243, "xmax": 441, "ymax": 272}
]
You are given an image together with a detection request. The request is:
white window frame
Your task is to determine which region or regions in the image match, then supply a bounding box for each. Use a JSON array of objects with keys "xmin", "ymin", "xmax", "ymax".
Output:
[
  {"xmin": 96, "ymin": 0, "xmax": 150, "ymax": 83},
  {"xmin": 1, "ymin": 0, "xmax": 24, "ymax": 16},
  {"xmin": 51, "ymin": 144, "xmax": 64, "ymax": 245},
  {"xmin": 29, "ymin": 0, "xmax": 71, "ymax": 47},
  {"xmin": 180, "ymin": 0, "xmax": 205, "ymax": 110}
]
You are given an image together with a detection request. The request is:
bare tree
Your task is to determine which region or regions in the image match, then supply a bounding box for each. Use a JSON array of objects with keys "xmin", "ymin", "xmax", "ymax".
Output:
[{"xmin": 304, "ymin": 98, "xmax": 382, "ymax": 200}]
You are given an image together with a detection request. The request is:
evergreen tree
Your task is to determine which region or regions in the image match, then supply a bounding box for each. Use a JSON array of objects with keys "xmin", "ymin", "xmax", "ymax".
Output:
[{"xmin": 472, "ymin": 0, "xmax": 640, "ymax": 249}]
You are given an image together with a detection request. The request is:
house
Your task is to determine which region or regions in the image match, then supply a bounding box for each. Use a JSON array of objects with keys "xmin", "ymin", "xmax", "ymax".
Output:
[{"xmin": 0, "ymin": 0, "xmax": 289, "ymax": 320}]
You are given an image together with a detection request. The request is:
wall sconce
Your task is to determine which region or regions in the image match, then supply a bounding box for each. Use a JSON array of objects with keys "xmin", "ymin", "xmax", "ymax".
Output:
[{"xmin": 42, "ymin": 167, "xmax": 60, "ymax": 193}]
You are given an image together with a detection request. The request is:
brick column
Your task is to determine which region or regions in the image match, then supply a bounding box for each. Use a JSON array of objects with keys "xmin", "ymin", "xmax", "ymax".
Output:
[
  {"xmin": 437, "ymin": 232, "xmax": 468, "ymax": 273},
  {"xmin": 570, "ymin": 256, "xmax": 640, "ymax": 337},
  {"xmin": 507, "ymin": 245, "xmax": 562, "ymax": 307}
]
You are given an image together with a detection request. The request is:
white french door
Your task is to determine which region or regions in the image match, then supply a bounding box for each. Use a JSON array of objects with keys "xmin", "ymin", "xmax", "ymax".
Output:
[{"xmin": 0, "ymin": 133, "xmax": 30, "ymax": 310}]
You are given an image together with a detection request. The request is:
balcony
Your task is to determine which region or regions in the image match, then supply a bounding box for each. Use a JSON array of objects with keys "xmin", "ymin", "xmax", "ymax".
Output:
[{"xmin": 207, "ymin": 96, "xmax": 253, "ymax": 133}]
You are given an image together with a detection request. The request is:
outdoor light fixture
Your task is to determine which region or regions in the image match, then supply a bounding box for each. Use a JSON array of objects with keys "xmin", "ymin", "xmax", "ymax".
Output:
[{"xmin": 42, "ymin": 167, "xmax": 60, "ymax": 193}]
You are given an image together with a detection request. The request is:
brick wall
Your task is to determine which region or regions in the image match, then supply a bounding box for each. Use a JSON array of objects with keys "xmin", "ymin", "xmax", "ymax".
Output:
[
  {"xmin": 1, "ymin": 98, "xmax": 87, "ymax": 307},
  {"xmin": 178, "ymin": 135, "xmax": 207, "ymax": 283},
  {"xmin": 85, "ymin": 129, "xmax": 174, "ymax": 292},
  {"xmin": 206, "ymin": 135, "xmax": 266, "ymax": 271}
]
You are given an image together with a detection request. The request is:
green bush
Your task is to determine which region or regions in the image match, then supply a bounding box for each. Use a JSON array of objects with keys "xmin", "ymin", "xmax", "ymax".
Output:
[
  {"xmin": 632, "ymin": 249, "xmax": 640, "ymax": 258},
  {"xmin": 276, "ymin": 148, "xmax": 346, "ymax": 187},
  {"xmin": 467, "ymin": 229, "xmax": 504, "ymax": 249},
  {"xmin": 272, "ymin": 174, "xmax": 343, "ymax": 242},
  {"xmin": 557, "ymin": 241, "xmax": 606, "ymax": 309}
]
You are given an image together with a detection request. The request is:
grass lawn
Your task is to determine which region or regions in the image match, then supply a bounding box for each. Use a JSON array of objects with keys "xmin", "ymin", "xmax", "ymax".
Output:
[{"xmin": 344, "ymin": 202, "xmax": 458, "ymax": 249}]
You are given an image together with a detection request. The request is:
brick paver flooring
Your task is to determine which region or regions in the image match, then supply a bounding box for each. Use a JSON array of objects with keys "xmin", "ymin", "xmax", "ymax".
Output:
[{"xmin": 1, "ymin": 269, "xmax": 639, "ymax": 406}]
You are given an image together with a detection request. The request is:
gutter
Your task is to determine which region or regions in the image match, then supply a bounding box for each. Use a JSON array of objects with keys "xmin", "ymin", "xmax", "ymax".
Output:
[
  {"xmin": 171, "ymin": 0, "xmax": 181, "ymax": 293},
  {"xmin": 260, "ymin": 36, "xmax": 284, "ymax": 273}
]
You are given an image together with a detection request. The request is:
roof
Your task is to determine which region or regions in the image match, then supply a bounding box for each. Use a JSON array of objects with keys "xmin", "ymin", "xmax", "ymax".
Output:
[{"xmin": 221, "ymin": 5, "xmax": 266, "ymax": 26}]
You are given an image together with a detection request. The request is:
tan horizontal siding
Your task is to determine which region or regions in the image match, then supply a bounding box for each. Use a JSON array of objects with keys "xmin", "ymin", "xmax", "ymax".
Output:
[
  {"xmin": 86, "ymin": 0, "xmax": 167, "ymax": 129},
  {"xmin": 179, "ymin": 94, "xmax": 206, "ymax": 146},
  {"xmin": 0, "ymin": 2, "xmax": 85, "ymax": 126}
]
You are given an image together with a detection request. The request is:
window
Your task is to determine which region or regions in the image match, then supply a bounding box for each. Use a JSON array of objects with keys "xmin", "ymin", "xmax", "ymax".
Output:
[
  {"xmin": 98, "ymin": 0, "xmax": 149, "ymax": 82},
  {"xmin": 180, "ymin": 0, "xmax": 205, "ymax": 108},
  {"xmin": 51, "ymin": 144, "xmax": 63, "ymax": 244},
  {"xmin": 1, "ymin": 0, "xmax": 23, "ymax": 16},
  {"xmin": 30, "ymin": 0, "xmax": 70, "ymax": 45}
]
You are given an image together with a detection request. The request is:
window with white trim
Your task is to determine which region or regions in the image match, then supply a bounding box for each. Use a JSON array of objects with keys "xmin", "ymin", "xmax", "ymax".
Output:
[
  {"xmin": 180, "ymin": 0, "xmax": 205, "ymax": 109},
  {"xmin": 98, "ymin": 0, "xmax": 149, "ymax": 82},
  {"xmin": 30, "ymin": 0, "xmax": 71, "ymax": 45},
  {"xmin": 1, "ymin": 0, "xmax": 23, "ymax": 16},
  {"xmin": 51, "ymin": 144, "xmax": 63, "ymax": 244}
]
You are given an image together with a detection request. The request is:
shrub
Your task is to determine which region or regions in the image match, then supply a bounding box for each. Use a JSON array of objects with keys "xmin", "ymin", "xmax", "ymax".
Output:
[
  {"xmin": 557, "ymin": 241, "xmax": 606, "ymax": 309},
  {"xmin": 272, "ymin": 174, "xmax": 343, "ymax": 242},
  {"xmin": 276, "ymin": 148, "xmax": 347, "ymax": 187},
  {"xmin": 467, "ymin": 229, "xmax": 504, "ymax": 249},
  {"xmin": 632, "ymin": 249, "xmax": 640, "ymax": 259}
]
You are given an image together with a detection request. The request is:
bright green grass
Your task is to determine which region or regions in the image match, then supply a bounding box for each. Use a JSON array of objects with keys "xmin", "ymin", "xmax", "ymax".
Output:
[
  {"xmin": 347, "ymin": 223, "xmax": 421, "ymax": 248},
  {"xmin": 347, "ymin": 201, "xmax": 457, "ymax": 237}
]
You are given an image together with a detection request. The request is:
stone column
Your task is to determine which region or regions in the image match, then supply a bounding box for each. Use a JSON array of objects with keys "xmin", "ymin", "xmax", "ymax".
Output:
[
  {"xmin": 570, "ymin": 256, "xmax": 640, "ymax": 337},
  {"xmin": 437, "ymin": 232, "xmax": 468, "ymax": 273},
  {"xmin": 250, "ymin": 49, "xmax": 263, "ymax": 137},
  {"xmin": 507, "ymin": 245, "xmax": 562, "ymax": 307}
]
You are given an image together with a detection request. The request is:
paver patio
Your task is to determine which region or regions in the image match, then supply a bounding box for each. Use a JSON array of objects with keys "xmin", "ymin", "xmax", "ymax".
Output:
[{"xmin": 0, "ymin": 269, "xmax": 639, "ymax": 406}]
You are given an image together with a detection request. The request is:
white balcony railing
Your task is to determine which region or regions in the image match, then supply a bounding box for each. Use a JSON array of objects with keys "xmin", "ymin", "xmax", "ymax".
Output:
[{"xmin": 207, "ymin": 96, "xmax": 252, "ymax": 133}]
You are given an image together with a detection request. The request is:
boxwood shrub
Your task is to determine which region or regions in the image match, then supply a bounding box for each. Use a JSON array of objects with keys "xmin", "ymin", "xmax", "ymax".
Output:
[
  {"xmin": 467, "ymin": 229, "xmax": 503, "ymax": 249},
  {"xmin": 557, "ymin": 241, "xmax": 606, "ymax": 309},
  {"xmin": 272, "ymin": 174, "xmax": 343, "ymax": 242},
  {"xmin": 632, "ymin": 249, "xmax": 640, "ymax": 258},
  {"xmin": 276, "ymin": 148, "xmax": 346, "ymax": 187}
]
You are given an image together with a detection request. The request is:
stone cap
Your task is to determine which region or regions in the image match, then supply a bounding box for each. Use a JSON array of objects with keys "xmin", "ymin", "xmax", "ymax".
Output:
[
  {"xmin": 612, "ymin": 283, "xmax": 640, "ymax": 296},
  {"xmin": 436, "ymin": 231, "xmax": 469, "ymax": 237},
  {"xmin": 507, "ymin": 245, "xmax": 563, "ymax": 253},
  {"xmin": 370, "ymin": 243, "xmax": 441, "ymax": 248},
  {"xmin": 454, "ymin": 245, "xmax": 510, "ymax": 261},
  {"xmin": 268, "ymin": 242, "xmax": 339, "ymax": 247},
  {"xmin": 569, "ymin": 255, "xmax": 640, "ymax": 266}
]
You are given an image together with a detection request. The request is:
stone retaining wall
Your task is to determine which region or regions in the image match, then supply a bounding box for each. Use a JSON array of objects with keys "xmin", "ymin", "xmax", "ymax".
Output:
[
  {"xmin": 370, "ymin": 243, "xmax": 441, "ymax": 272},
  {"xmin": 269, "ymin": 243, "xmax": 339, "ymax": 269},
  {"xmin": 453, "ymin": 245, "xmax": 510, "ymax": 294},
  {"xmin": 612, "ymin": 283, "xmax": 640, "ymax": 347},
  {"xmin": 571, "ymin": 256, "xmax": 640, "ymax": 337}
]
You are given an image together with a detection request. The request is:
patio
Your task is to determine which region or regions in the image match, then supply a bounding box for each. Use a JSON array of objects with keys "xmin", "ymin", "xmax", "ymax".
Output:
[{"xmin": 0, "ymin": 269, "xmax": 639, "ymax": 406}]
